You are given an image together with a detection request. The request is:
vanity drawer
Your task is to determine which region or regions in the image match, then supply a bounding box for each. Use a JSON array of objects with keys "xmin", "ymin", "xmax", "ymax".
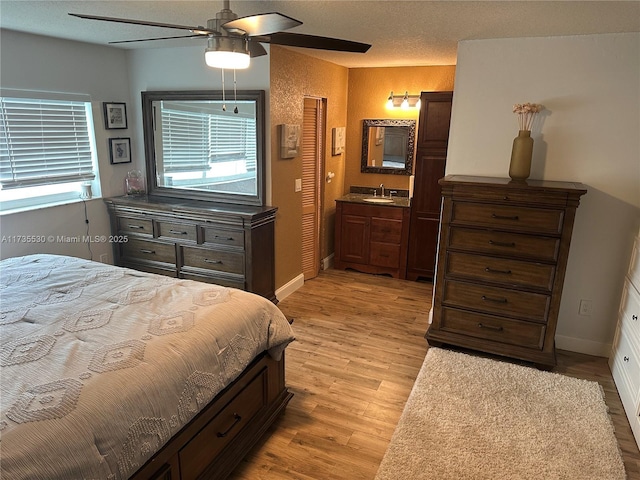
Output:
[
  {"xmin": 446, "ymin": 252, "xmax": 555, "ymax": 291},
  {"xmin": 182, "ymin": 246, "xmax": 244, "ymax": 275},
  {"xmin": 440, "ymin": 307, "xmax": 546, "ymax": 349},
  {"xmin": 122, "ymin": 238, "xmax": 176, "ymax": 265},
  {"xmin": 370, "ymin": 242, "xmax": 401, "ymax": 268},
  {"xmin": 370, "ymin": 217, "xmax": 403, "ymax": 244},
  {"xmin": 202, "ymin": 225, "xmax": 245, "ymax": 249},
  {"xmin": 442, "ymin": 280, "xmax": 550, "ymax": 323},
  {"xmin": 179, "ymin": 368, "xmax": 267, "ymax": 480},
  {"xmin": 619, "ymin": 279, "xmax": 640, "ymax": 346},
  {"xmin": 448, "ymin": 227, "xmax": 559, "ymax": 262},
  {"xmin": 117, "ymin": 216, "xmax": 153, "ymax": 237},
  {"xmin": 451, "ymin": 202, "xmax": 564, "ymax": 235},
  {"xmin": 156, "ymin": 221, "xmax": 198, "ymax": 242}
]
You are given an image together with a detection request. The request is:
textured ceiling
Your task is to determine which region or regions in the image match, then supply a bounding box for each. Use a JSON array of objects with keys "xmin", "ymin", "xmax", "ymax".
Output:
[{"xmin": 1, "ymin": 1, "xmax": 638, "ymax": 67}]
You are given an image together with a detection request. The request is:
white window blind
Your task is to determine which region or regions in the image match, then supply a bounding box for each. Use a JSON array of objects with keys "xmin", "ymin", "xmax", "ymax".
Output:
[
  {"xmin": 160, "ymin": 104, "xmax": 256, "ymax": 173},
  {"xmin": 0, "ymin": 96, "xmax": 96, "ymax": 189}
]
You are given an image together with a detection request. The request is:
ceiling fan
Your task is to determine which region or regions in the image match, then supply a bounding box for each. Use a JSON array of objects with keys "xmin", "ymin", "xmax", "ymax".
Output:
[{"xmin": 69, "ymin": 0, "xmax": 371, "ymax": 70}]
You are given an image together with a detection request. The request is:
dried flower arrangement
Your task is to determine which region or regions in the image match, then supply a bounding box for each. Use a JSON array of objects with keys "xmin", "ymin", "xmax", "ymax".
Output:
[{"xmin": 513, "ymin": 102, "xmax": 544, "ymax": 131}]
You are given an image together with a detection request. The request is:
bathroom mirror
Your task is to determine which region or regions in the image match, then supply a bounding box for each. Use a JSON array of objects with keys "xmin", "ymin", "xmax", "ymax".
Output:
[
  {"xmin": 142, "ymin": 90, "xmax": 265, "ymax": 206},
  {"xmin": 361, "ymin": 119, "xmax": 416, "ymax": 175}
]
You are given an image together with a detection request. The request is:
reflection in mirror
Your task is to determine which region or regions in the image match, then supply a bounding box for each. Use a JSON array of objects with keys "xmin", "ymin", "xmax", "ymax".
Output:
[
  {"xmin": 361, "ymin": 119, "xmax": 416, "ymax": 175},
  {"xmin": 142, "ymin": 90, "xmax": 264, "ymax": 206}
]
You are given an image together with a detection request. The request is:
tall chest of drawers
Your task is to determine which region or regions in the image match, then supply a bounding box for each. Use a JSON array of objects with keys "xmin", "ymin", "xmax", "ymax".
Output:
[
  {"xmin": 104, "ymin": 196, "xmax": 277, "ymax": 302},
  {"xmin": 427, "ymin": 175, "xmax": 587, "ymax": 367},
  {"xmin": 609, "ymin": 228, "xmax": 640, "ymax": 448}
]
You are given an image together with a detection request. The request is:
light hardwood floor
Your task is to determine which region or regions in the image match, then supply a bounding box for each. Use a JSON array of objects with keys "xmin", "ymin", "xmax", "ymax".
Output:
[{"xmin": 230, "ymin": 268, "xmax": 640, "ymax": 480}]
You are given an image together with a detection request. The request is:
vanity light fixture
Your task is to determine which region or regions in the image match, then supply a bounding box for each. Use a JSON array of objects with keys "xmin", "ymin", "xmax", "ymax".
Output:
[{"xmin": 385, "ymin": 91, "xmax": 421, "ymax": 110}]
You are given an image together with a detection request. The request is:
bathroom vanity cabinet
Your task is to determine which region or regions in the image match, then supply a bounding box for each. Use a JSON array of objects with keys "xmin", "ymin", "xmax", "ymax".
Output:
[{"xmin": 334, "ymin": 196, "xmax": 410, "ymax": 279}]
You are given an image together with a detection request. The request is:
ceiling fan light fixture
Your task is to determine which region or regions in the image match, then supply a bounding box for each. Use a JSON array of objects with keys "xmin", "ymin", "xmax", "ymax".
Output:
[{"xmin": 205, "ymin": 36, "xmax": 250, "ymax": 69}]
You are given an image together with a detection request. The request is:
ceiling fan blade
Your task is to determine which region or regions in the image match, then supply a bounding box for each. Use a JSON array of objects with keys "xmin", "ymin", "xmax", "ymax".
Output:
[
  {"xmin": 68, "ymin": 13, "xmax": 216, "ymax": 35},
  {"xmin": 222, "ymin": 12, "xmax": 302, "ymax": 36},
  {"xmin": 258, "ymin": 32, "xmax": 371, "ymax": 53},
  {"xmin": 109, "ymin": 35, "xmax": 206, "ymax": 45},
  {"xmin": 248, "ymin": 40, "xmax": 268, "ymax": 58}
]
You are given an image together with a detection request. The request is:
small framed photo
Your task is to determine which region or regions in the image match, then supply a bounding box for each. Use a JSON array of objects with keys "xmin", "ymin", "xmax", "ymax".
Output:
[
  {"xmin": 332, "ymin": 127, "xmax": 345, "ymax": 155},
  {"xmin": 109, "ymin": 138, "xmax": 132, "ymax": 164},
  {"xmin": 279, "ymin": 124, "xmax": 301, "ymax": 159},
  {"xmin": 103, "ymin": 102, "xmax": 128, "ymax": 129}
]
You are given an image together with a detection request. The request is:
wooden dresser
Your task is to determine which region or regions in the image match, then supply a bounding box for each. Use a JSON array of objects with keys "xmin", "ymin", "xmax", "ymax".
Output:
[
  {"xmin": 427, "ymin": 175, "xmax": 587, "ymax": 367},
  {"xmin": 104, "ymin": 195, "xmax": 277, "ymax": 302},
  {"xmin": 609, "ymin": 227, "xmax": 640, "ymax": 448}
]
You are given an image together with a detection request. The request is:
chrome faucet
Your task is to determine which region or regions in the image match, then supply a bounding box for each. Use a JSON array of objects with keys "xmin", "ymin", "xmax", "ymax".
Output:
[{"xmin": 380, "ymin": 183, "xmax": 385, "ymax": 197}]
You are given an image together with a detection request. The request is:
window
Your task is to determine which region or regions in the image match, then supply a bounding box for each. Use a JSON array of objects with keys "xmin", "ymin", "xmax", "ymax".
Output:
[{"xmin": 0, "ymin": 91, "xmax": 99, "ymax": 213}]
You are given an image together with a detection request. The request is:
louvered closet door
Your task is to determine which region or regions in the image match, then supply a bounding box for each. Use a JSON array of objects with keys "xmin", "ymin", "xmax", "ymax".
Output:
[{"xmin": 301, "ymin": 97, "xmax": 324, "ymax": 280}]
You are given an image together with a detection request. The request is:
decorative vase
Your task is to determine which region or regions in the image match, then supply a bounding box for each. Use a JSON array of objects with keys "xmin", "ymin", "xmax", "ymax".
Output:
[{"xmin": 509, "ymin": 130, "xmax": 534, "ymax": 181}]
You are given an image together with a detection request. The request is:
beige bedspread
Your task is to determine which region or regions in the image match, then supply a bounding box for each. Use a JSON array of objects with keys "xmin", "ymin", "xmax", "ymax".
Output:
[{"xmin": 0, "ymin": 254, "xmax": 294, "ymax": 479}]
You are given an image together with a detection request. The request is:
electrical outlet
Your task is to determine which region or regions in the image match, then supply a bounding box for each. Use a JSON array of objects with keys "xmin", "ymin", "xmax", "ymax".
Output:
[
  {"xmin": 578, "ymin": 299, "xmax": 593, "ymax": 316},
  {"xmin": 99, "ymin": 253, "xmax": 108, "ymax": 264}
]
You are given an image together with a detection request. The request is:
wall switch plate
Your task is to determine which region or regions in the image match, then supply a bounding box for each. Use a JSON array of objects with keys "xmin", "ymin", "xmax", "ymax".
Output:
[
  {"xmin": 578, "ymin": 299, "xmax": 593, "ymax": 316},
  {"xmin": 295, "ymin": 178, "xmax": 302, "ymax": 192}
]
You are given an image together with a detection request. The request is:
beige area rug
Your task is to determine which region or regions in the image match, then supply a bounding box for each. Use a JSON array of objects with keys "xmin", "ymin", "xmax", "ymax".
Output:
[{"xmin": 375, "ymin": 347, "xmax": 626, "ymax": 480}]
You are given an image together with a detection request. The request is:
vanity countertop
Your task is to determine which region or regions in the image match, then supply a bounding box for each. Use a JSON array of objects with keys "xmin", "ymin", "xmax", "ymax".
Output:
[{"xmin": 336, "ymin": 193, "xmax": 410, "ymax": 208}]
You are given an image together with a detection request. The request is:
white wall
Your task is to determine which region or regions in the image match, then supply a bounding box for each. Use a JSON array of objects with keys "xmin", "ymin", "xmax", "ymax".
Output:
[
  {"xmin": 0, "ymin": 30, "xmax": 132, "ymax": 263},
  {"xmin": 125, "ymin": 45, "xmax": 271, "ymax": 202},
  {"xmin": 448, "ymin": 33, "xmax": 640, "ymax": 356}
]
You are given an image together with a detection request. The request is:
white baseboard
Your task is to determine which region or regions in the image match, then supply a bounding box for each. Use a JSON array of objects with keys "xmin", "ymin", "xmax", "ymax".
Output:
[
  {"xmin": 555, "ymin": 334, "xmax": 612, "ymax": 358},
  {"xmin": 322, "ymin": 253, "xmax": 334, "ymax": 271},
  {"xmin": 275, "ymin": 273, "xmax": 304, "ymax": 302}
]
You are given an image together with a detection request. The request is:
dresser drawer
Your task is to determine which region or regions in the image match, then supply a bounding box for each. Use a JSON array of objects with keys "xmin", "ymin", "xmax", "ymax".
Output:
[
  {"xmin": 452, "ymin": 185, "xmax": 568, "ymax": 207},
  {"xmin": 446, "ymin": 252, "xmax": 555, "ymax": 291},
  {"xmin": 629, "ymin": 234, "xmax": 640, "ymax": 290},
  {"xmin": 440, "ymin": 307, "xmax": 546, "ymax": 349},
  {"xmin": 370, "ymin": 242, "xmax": 401, "ymax": 268},
  {"xmin": 619, "ymin": 280, "xmax": 640, "ymax": 346},
  {"xmin": 202, "ymin": 225, "xmax": 245, "ymax": 249},
  {"xmin": 122, "ymin": 238, "xmax": 176, "ymax": 264},
  {"xmin": 370, "ymin": 217, "xmax": 403, "ymax": 244},
  {"xmin": 448, "ymin": 227, "xmax": 559, "ymax": 262},
  {"xmin": 443, "ymin": 280, "xmax": 550, "ymax": 323},
  {"xmin": 451, "ymin": 202, "xmax": 564, "ymax": 235},
  {"xmin": 180, "ymin": 271, "xmax": 244, "ymax": 290},
  {"xmin": 179, "ymin": 368, "xmax": 267, "ymax": 480},
  {"xmin": 182, "ymin": 245, "xmax": 244, "ymax": 275},
  {"xmin": 117, "ymin": 216, "xmax": 153, "ymax": 236},
  {"xmin": 611, "ymin": 327, "xmax": 640, "ymax": 407},
  {"xmin": 156, "ymin": 221, "xmax": 197, "ymax": 242}
]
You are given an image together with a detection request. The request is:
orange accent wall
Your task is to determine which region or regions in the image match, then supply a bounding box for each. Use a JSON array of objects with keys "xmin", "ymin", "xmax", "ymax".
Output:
[{"xmin": 270, "ymin": 48, "xmax": 456, "ymax": 291}]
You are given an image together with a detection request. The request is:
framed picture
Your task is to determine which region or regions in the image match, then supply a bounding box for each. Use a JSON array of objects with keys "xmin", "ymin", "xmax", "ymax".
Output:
[
  {"xmin": 332, "ymin": 127, "xmax": 345, "ymax": 155},
  {"xmin": 375, "ymin": 126, "xmax": 385, "ymax": 146},
  {"xmin": 279, "ymin": 124, "xmax": 301, "ymax": 159},
  {"xmin": 103, "ymin": 102, "xmax": 128, "ymax": 129},
  {"xmin": 109, "ymin": 138, "xmax": 132, "ymax": 164}
]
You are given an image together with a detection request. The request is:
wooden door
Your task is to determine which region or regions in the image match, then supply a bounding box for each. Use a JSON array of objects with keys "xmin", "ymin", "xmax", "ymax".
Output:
[{"xmin": 301, "ymin": 97, "xmax": 324, "ymax": 280}]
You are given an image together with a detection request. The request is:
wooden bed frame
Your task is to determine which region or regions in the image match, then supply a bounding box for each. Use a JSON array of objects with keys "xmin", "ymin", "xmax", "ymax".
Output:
[{"xmin": 131, "ymin": 352, "xmax": 291, "ymax": 480}]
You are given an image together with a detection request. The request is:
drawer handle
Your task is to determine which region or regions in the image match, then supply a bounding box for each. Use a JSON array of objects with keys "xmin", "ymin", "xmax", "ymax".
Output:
[
  {"xmin": 481, "ymin": 295, "xmax": 508, "ymax": 304},
  {"xmin": 485, "ymin": 267, "xmax": 512, "ymax": 275},
  {"xmin": 204, "ymin": 259, "xmax": 223, "ymax": 265},
  {"xmin": 128, "ymin": 224, "xmax": 144, "ymax": 230},
  {"xmin": 217, "ymin": 413, "xmax": 242, "ymax": 438},
  {"xmin": 492, "ymin": 213, "xmax": 519, "ymax": 221},
  {"xmin": 169, "ymin": 230, "xmax": 188, "ymax": 235},
  {"xmin": 140, "ymin": 249, "xmax": 155, "ymax": 255},
  {"xmin": 214, "ymin": 235, "xmax": 235, "ymax": 241},
  {"xmin": 488, "ymin": 240, "xmax": 516, "ymax": 248},
  {"xmin": 624, "ymin": 356, "xmax": 629, "ymax": 362},
  {"xmin": 478, "ymin": 323, "xmax": 503, "ymax": 332},
  {"xmin": 632, "ymin": 315, "xmax": 638, "ymax": 321}
]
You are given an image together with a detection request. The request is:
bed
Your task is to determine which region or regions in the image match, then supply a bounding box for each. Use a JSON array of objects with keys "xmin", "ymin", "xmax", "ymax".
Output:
[{"xmin": 0, "ymin": 254, "xmax": 295, "ymax": 480}]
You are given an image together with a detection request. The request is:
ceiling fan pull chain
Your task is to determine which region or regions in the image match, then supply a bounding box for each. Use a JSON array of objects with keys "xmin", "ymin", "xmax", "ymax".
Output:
[
  {"xmin": 233, "ymin": 69, "xmax": 239, "ymax": 114},
  {"xmin": 221, "ymin": 68, "xmax": 226, "ymax": 111}
]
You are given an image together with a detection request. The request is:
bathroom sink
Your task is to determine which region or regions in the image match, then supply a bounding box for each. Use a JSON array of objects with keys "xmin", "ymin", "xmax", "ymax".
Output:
[{"xmin": 363, "ymin": 197, "xmax": 394, "ymax": 204}]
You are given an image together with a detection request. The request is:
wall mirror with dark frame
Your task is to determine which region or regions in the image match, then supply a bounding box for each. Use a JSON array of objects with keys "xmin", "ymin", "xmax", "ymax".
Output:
[
  {"xmin": 361, "ymin": 119, "xmax": 416, "ymax": 175},
  {"xmin": 142, "ymin": 90, "xmax": 265, "ymax": 206}
]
